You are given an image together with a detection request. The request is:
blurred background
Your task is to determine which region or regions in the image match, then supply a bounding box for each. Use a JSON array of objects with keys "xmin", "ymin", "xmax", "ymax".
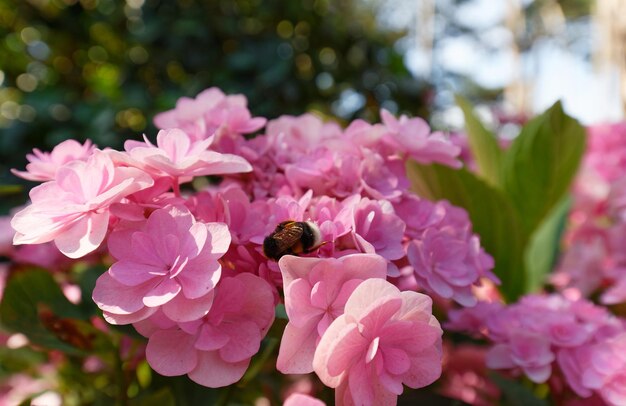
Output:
[{"xmin": 0, "ymin": 0, "xmax": 623, "ymax": 209}]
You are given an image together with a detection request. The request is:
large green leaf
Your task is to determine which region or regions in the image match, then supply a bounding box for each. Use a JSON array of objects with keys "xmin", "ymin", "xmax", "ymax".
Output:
[
  {"xmin": 501, "ymin": 101, "xmax": 586, "ymax": 234},
  {"xmin": 455, "ymin": 95, "xmax": 503, "ymax": 187},
  {"xmin": 407, "ymin": 161, "xmax": 527, "ymax": 301},
  {"xmin": 524, "ymin": 196, "xmax": 571, "ymax": 292}
]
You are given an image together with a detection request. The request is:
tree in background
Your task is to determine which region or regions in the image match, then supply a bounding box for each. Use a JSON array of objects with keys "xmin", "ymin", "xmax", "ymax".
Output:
[{"xmin": 0, "ymin": 0, "xmax": 429, "ymax": 206}]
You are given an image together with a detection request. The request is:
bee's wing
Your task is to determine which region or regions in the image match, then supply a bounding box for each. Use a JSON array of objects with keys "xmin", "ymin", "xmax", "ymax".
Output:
[{"xmin": 273, "ymin": 224, "xmax": 304, "ymax": 253}]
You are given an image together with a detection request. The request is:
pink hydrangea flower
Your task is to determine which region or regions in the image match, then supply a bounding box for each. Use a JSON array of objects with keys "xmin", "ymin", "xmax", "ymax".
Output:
[
  {"xmin": 313, "ymin": 278, "xmax": 443, "ymax": 406},
  {"xmin": 92, "ymin": 205, "xmax": 230, "ymax": 324},
  {"xmin": 139, "ymin": 273, "xmax": 274, "ymax": 388},
  {"xmin": 11, "ymin": 139, "xmax": 96, "ymax": 182},
  {"xmin": 406, "ymin": 201, "xmax": 496, "ymax": 306},
  {"xmin": 124, "ymin": 128, "xmax": 252, "ymax": 187},
  {"xmin": 11, "ymin": 150, "xmax": 154, "ymax": 258},
  {"xmin": 380, "ymin": 109, "xmax": 461, "ymax": 168},
  {"xmin": 276, "ymin": 254, "xmax": 388, "ymax": 374}
]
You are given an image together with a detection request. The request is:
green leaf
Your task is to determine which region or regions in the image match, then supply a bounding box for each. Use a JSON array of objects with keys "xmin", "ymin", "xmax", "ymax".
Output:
[
  {"xmin": 0, "ymin": 269, "xmax": 104, "ymax": 354},
  {"xmin": 524, "ymin": 196, "xmax": 571, "ymax": 292},
  {"xmin": 501, "ymin": 101, "xmax": 586, "ymax": 234},
  {"xmin": 490, "ymin": 373, "xmax": 549, "ymax": 406},
  {"xmin": 455, "ymin": 95, "xmax": 503, "ymax": 186},
  {"xmin": 406, "ymin": 161, "xmax": 527, "ymax": 301}
]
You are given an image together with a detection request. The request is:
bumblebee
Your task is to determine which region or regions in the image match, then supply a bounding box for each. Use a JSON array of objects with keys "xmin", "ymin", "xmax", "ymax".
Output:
[{"xmin": 263, "ymin": 220, "xmax": 322, "ymax": 261}]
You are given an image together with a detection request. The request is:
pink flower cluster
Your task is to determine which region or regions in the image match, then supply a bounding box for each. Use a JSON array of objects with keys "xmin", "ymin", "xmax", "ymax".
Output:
[
  {"xmin": 446, "ymin": 293, "xmax": 626, "ymax": 405},
  {"xmin": 554, "ymin": 122, "xmax": 626, "ymax": 304},
  {"xmin": 9, "ymin": 86, "xmax": 493, "ymax": 403}
]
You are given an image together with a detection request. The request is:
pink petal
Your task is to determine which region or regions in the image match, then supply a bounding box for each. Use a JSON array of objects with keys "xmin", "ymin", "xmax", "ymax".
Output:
[
  {"xmin": 143, "ymin": 278, "xmax": 182, "ymax": 307},
  {"xmin": 92, "ymin": 272, "xmax": 155, "ymax": 315},
  {"xmin": 279, "ymin": 256, "xmax": 324, "ymax": 288},
  {"xmin": 284, "ymin": 278, "xmax": 321, "ymax": 327},
  {"xmin": 161, "ymin": 290, "xmax": 214, "ymax": 322},
  {"xmin": 188, "ymin": 350, "xmax": 249, "ymax": 388},
  {"xmin": 283, "ymin": 393, "xmax": 325, "ymax": 406},
  {"xmin": 146, "ymin": 329, "xmax": 198, "ymax": 375},
  {"xmin": 54, "ymin": 211, "xmax": 110, "ymax": 258},
  {"xmin": 403, "ymin": 343, "xmax": 443, "ymax": 388},
  {"xmin": 277, "ymin": 319, "xmax": 319, "ymax": 374},
  {"xmin": 195, "ymin": 324, "xmax": 229, "ymax": 351},
  {"xmin": 177, "ymin": 260, "xmax": 221, "ymax": 299},
  {"xmin": 325, "ymin": 324, "xmax": 368, "ymax": 377},
  {"xmin": 343, "ymin": 278, "xmax": 399, "ymax": 320},
  {"xmin": 109, "ymin": 261, "xmax": 165, "ymax": 286},
  {"xmin": 218, "ymin": 320, "xmax": 262, "ymax": 363},
  {"xmin": 348, "ymin": 360, "xmax": 375, "ymax": 406}
]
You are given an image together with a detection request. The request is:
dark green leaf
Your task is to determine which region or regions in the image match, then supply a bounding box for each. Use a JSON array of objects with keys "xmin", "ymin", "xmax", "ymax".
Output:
[
  {"xmin": 490, "ymin": 373, "xmax": 549, "ymax": 406},
  {"xmin": 501, "ymin": 101, "xmax": 586, "ymax": 234},
  {"xmin": 455, "ymin": 95, "xmax": 503, "ymax": 187},
  {"xmin": 406, "ymin": 161, "xmax": 527, "ymax": 301},
  {"xmin": 524, "ymin": 196, "xmax": 571, "ymax": 292}
]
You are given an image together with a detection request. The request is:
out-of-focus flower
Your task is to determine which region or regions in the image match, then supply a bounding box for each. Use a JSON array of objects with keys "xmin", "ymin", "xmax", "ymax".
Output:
[
  {"xmin": 283, "ymin": 393, "xmax": 326, "ymax": 406},
  {"xmin": 11, "ymin": 150, "xmax": 154, "ymax": 258},
  {"xmin": 313, "ymin": 278, "xmax": 443, "ymax": 406},
  {"xmin": 276, "ymin": 254, "xmax": 387, "ymax": 374}
]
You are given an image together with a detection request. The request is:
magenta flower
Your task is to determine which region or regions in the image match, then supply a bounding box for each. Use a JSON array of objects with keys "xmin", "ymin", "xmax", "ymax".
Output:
[
  {"xmin": 276, "ymin": 254, "xmax": 388, "ymax": 374},
  {"xmin": 313, "ymin": 278, "xmax": 443, "ymax": 406},
  {"xmin": 124, "ymin": 128, "xmax": 252, "ymax": 184},
  {"xmin": 11, "ymin": 139, "xmax": 96, "ymax": 182},
  {"xmin": 11, "ymin": 150, "xmax": 153, "ymax": 258},
  {"xmin": 92, "ymin": 206, "xmax": 230, "ymax": 324},
  {"xmin": 141, "ymin": 273, "xmax": 274, "ymax": 388}
]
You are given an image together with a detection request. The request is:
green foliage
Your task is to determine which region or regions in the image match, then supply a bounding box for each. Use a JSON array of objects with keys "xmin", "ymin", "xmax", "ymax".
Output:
[
  {"xmin": 0, "ymin": 0, "xmax": 429, "ymax": 213},
  {"xmin": 455, "ymin": 95, "xmax": 503, "ymax": 187},
  {"xmin": 501, "ymin": 102, "xmax": 586, "ymax": 234},
  {"xmin": 407, "ymin": 100, "xmax": 586, "ymax": 301}
]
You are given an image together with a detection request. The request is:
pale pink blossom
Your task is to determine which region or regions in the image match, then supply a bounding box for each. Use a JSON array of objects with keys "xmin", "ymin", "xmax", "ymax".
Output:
[
  {"xmin": 313, "ymin": 278, "xmax": 443, "ymax": 406},
  {"xmin": 92, "ymin": 205, "xmax": 230, "ymax": 324},
  {"xmin": 276, "ymin": 254, "xmax": 388, "ymax": 374},
  {"xmin": 11, "ymin": 139, "xmax": 96, "ymax": 182},
  {"xmin": 124, "ymin": 128, "xmax": 252, "ymax": 185},
  {"xmin": 140, "ymin": 273, "xmax": 274, "ymax": 388},
  {"xmin": 11, "ymin": 150, "xmax": 154, "ymax": 258}
]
